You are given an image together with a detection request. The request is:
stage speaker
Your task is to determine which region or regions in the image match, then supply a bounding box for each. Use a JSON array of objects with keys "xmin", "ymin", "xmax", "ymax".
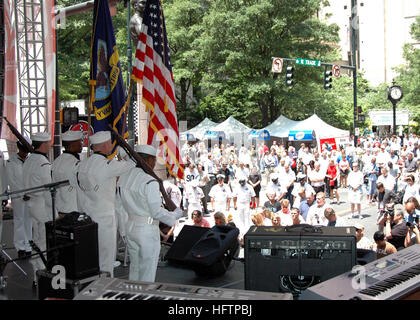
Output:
[
  {"xmin": 244, "ymin": 225, "xmax": 357, "ymax": 294},
  {"xmin": 45, "ymin": 213, "xmax": 99, "ymax": 280},
  {"xmin": 184, "ymin": 225, "xmax": 240, "ymax": 277},
  {"xmin": 165, "ymin": 225, "xmax": 210, "ymax": 266}
]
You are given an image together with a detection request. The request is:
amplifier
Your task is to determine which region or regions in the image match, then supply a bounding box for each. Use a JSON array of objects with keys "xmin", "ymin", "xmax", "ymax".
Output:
[
  {"xmin": 45, "ymin": 216, "xmax": 99, "ymax": 280},
  {"xmin": 244, "ymin": 225, "xmax": 357, "ymax": 294}
]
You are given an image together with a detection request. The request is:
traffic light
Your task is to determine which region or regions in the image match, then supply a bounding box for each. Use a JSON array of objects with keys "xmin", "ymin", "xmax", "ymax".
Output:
[
  {"xmin": 285, "ymin": 66, "xmax": 295, "ymax": 87},
  {"xmin": 324, "ymin": 70, "xmax": 332, "ymax": 89},
  {"xmin": 60, "ymin": 107, "xmax": 79, "ymax": 126},
  {"xmin": 357, "ymin": 106, "xmax": 362, "ymax": 114}
]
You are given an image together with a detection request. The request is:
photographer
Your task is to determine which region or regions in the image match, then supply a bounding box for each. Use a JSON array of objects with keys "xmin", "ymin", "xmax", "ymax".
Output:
[
  {"xmin": 384, "ymin": 206, "xmax": 409, "ymax": 251},
  {"xmin": 374, "ymin": 182, "xmax": 395, "ymax": 231},
  {"xmin": 405, "ymin": 222, "xmax": 420, "ymax": 247}
]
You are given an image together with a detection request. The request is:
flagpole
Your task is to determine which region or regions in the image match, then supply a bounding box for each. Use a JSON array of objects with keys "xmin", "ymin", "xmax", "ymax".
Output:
[{"xmin": 87, "ymin": 79, "xmax": 96, "ymax": 157}]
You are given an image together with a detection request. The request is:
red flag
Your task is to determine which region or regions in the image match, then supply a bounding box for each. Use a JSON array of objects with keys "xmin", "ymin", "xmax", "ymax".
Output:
[{"xmin": 131, "ymin": 0, "xmax": 183, "ymax": 179}]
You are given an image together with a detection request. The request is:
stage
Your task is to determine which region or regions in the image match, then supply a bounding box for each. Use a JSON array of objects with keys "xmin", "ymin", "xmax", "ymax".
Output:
[{"xmin": 0, "ymin": 217, "xmax": 245, "ymax": 300}]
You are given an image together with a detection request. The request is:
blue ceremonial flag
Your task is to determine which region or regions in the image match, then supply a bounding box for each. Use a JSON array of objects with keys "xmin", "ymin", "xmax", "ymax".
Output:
[{"xmin": 90, "ymin": 0, "xmax": 127, "ymax": 157}]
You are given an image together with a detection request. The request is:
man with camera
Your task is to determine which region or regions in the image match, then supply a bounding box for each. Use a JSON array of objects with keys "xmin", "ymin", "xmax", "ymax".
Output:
[
  {"xmin": 382, "ymin": 206, "xmax": 409, "ymax": 251},
  {"xmin": 404, "ymin": 201, "xmax": 420, "ymax": 247},
  {"xmin": 374, "ymin": 182, "xmax": 395, "ymax": 231}
]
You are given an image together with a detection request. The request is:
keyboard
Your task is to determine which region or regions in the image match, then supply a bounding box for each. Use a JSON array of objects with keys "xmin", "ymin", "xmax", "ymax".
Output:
[
  {"xmin": 300, "ymin": 244, "xmax": 420, "ymax": 300},
  {"xmin": 73, "ymin": 277, "xmax": 293, "ymax": 300}
]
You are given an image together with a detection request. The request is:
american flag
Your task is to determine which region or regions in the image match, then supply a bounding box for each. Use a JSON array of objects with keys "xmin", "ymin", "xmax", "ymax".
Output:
[{"xmin": 132, "ymin": 0, "xmax": 184, "ymax": 179}]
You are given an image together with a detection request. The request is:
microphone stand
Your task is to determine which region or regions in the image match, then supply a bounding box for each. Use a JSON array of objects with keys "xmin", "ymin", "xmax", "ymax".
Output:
[{"xmin": 0, "ymin": 180, "xmax": 69, "ymax": 289}]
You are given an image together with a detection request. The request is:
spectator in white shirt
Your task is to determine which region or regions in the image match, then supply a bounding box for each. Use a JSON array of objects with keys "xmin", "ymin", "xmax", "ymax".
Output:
[
  {"xmin": 309, "ymin": 162, "xmax": 326, "ymax": 195},
  {"xmin": 377, "ymin": 167, "xmax": 396, "ymax": 192},
  {"xmin": 323, "ymin": 207, "xmax": 347, "ymax": 227},
  {"xmin": 306, "ymin": 192, "xmax": 331, "ymax": 226},
  {"xmin": 348, "ymin": 162, "xmax": 364, "ymax": 219}
]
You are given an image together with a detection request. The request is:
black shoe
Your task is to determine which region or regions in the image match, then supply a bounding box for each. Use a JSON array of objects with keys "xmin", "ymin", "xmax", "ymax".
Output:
[{"xmin": 18, "ymin": 250, "xmax": 27, "ymax": 259}]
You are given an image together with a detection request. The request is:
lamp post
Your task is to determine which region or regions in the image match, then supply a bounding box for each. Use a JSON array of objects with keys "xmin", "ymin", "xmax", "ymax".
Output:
[{"xmin": 386, "ymin": 80, "xmax": 403, "ymax": 135}]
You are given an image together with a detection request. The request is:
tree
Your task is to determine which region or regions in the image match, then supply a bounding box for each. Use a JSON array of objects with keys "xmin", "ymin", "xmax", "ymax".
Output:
[
  {"xmin": 195, "ymin": 0, "xmax": 341, "ymax": 128},
  {"xmin": 394, "ymin": 15, "xmax": 420, "ymax": 133},
  {"xmin": 56, "ymin": 0, "xmax": 129, "ymax": 104}
]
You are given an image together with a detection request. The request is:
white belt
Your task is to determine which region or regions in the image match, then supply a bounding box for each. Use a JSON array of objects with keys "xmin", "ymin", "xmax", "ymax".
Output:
[{"xmin": 128, "ymin": 215, "xmax": 159, "ymax": 225}]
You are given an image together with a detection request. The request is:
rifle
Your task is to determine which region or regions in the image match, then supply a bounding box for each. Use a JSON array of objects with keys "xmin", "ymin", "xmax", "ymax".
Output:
[
  {"xmin": 108, "ymin": 125, "xmax": 177, "ymax": 211},
  {"xmin": 2, "ymin": 117, "xmax": 35, "ymax": 153}
]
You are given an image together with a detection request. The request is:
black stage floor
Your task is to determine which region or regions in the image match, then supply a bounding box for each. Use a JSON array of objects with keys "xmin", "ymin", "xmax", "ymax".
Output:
[{"xmin": 0, "ymin": 216, "xmax": 245, "ymax": 300}]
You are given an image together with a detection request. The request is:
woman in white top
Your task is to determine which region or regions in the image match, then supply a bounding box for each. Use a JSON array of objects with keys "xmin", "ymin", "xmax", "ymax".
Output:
[
  {"xmin": 347, "ymin": 162, "xmax": 364, "ymax": 219},
  {"xmin": 403, "ymin": 174, "xmax": 419, "ymax": 204}
]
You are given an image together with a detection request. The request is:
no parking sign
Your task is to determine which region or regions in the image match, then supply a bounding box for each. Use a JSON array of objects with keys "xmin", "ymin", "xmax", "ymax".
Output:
[{"xmin": 332, "ymin": 64, "xmax": 341, "ymax": 78}]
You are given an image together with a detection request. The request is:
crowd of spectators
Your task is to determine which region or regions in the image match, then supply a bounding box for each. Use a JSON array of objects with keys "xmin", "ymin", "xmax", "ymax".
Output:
[{"xmin": 163, "ymin": 133, "xmax": 420, "ymax": 258}]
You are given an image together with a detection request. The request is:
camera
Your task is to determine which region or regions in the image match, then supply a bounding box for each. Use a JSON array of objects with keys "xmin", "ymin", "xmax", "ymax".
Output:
[
  {"xmin": 406, "ymin": 221, "xmax": 418, "ymax": 229},
  {"xmin": 382, "ymin": 206, "xmax": 394, "ymax": 218}
]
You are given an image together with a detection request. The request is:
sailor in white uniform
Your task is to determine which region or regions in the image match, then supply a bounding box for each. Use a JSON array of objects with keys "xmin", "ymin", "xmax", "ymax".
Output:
[
  {"xmin": 76, "ymin": 131, "xmax": 135, "ymax": 277},
  {"xmin": 51, "ymin": 130, "xmax": 83, "ymax": 216},
  {"xmin": 233, "ymin": 174, "xmax": 255, "ymax": 236},
  {"xmin": 5, "ymin": 138, "xmax": 32, "ymax": 258},
  {"xmin": 117, "ymin": 145, "xmax": 183, "ymax": 282},
  {"xmin": 209, "ymin": 174, "xmax": 232, "ymax": 215},
  {"xmin": 22, "ymin": 132, "xmax": 54, "ymax": 284}
]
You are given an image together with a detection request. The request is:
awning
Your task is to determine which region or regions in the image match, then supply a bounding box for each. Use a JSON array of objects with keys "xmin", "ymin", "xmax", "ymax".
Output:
[
  {"xmin": 249, "ymin": 129, "xmax": 270, "ymax": 140},
  {"xmin": 288, "ymin": 130, "xmax": 315, "ymax": 141},
  {"xmin": 203, "ymin": 130, "xmax": 226, "ymax": 140}
]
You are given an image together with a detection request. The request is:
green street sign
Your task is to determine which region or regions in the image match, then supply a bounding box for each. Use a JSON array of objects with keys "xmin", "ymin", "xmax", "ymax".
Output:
[{"xmin": 295, "ymin": 58, "xmax": 321, "ymax": 67}]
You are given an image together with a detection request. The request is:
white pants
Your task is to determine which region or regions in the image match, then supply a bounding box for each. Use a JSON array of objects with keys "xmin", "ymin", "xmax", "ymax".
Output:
[
  {"xmin": 29, "ymin": 218, "xmax": 46, "ymax": 278},
  {"xmin": 214, "ymin": 202, "xmax": 226, "ymax": 214},
  {"xmin": 12, "ymin": 198, "xmax": 32, "ymax": 251},
  {"xmin": 236, "ymin": 204, "xmax": 251, "ymax": 237},
  {"xmin": 94, "ymin": 215, "xmax": 117, "ymax": 277},
  {"xmin": 187, "ymin": 202, "xmax": 202, "ymax": 216},
  {"xmin": 126, "ymin": 221, "xmax": 160, "ymax": 282},
  {"xmin": 28, "ymin": 198, "xmax": 50, "ymax": 279}
]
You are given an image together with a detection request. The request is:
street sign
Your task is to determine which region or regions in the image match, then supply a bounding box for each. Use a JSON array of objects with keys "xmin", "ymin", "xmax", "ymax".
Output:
[
  {"xmin": 355, "ymin": 127, "xmax": 360, "ymax": 136},
  {"xmin": 271, "ymin": 57, "xmax": 283, "ymax": 73},
  {"xmin": 295, "ymin": 58, "xmax": 321, "ymax": 67},
  {"xmin": 332, "ymin": 64, "xmax": 341, "ymax": 78}
]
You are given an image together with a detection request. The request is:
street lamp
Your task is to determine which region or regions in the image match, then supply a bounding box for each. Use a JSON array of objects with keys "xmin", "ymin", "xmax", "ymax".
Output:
[{"xmin": 386, "ymin": 80, "xmax": 403, "ymax": 135}]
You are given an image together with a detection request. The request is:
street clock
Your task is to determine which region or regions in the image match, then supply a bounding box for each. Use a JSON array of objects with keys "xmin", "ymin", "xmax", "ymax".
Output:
[{"xmin": 387, "ymin": 85, "xmax": 403, "ymax": 102}]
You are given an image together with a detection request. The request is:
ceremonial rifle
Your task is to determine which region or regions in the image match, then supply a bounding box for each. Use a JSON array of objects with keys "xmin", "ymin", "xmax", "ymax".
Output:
[
  {"xmin": 2, "ymin": 117, "xmax": 35, "ymax": 153},
  {"xmin": 108, "ymin": 125, "xmax": 177, "ymax": 211}
]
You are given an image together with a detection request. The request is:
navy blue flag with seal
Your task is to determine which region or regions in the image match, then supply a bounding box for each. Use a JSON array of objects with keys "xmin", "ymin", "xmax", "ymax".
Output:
[{"xmin": 90, "ymin": 0, "xmax": 128, "ymax": 157}]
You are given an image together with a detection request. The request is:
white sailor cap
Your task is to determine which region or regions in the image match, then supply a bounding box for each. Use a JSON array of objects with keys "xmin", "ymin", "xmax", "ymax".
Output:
[
  {"xmin": 216, "ymin": 173, "xmax": 225, "ymax": 180},
  {"xmin": 31, "ymin": 132, "xmax": 51, "ymax": 142},
  {"xmin": 62, "ymin": 130, "xmax": 83, "ymax": 142},
  {"xmin": 134, "ymin": 144, "xmax": 157, "ymax": 157},
  {"xmin": 90, "ymin": 131, "xmax": 111, "ymax": 145}
]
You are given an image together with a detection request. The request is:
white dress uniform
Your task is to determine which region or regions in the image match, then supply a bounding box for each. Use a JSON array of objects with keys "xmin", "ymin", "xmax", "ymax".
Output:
[
  {"xmin": 22, "ymin": 133, "xmax": 54, "ymax": 278},
  {"xmin": 184, "ymin": 180, "xmax": 204, "ymax": 216},
  {"xmin": 51, "ymin": 151, "xmax": 80, "ymax": 214},
  {"xmin": 118, "ymin": 145, "xmax": 182, "ymax": 282},
  {"xmin": 5, "ymin": 153, "xmax": 32, "ymax": 252},
  {"xmin": 51, "ymin": 130, "xmax": 83, "ymax": 215},
  {"xmin": 209, "ymin": 181, "xmax": 232, "ymax": 214},
  {"xmin": 76, "ymin": 132, "xmax": 135, "ymax": 277},
  {"xmin": 233, "ymin": 182, "xmax": 255, "ymax": 236}
]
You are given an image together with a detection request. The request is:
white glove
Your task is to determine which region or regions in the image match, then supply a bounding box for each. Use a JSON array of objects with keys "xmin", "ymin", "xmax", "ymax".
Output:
[{"xmin": 173, "ymin": 207, "xmax": 184, "ymax": 220}]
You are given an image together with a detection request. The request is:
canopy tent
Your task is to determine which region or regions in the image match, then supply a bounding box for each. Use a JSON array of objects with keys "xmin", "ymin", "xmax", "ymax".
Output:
[
  {"xmin": 181, "ymin": 117, "xmax": 218, "ymax": 140},
  {"xmin": 288, "ymin": 114, "xmax": 350, "ymax": 151},
  {"xmin": 211, "ymin": 116, "xmax": 252, "ymax": 146},
  {"xmin": 262, "ymin": 115, "xmax": 300, "ymax": 138},
  {"xmin": 290, "ymin": 114, "xmax": 349, "ymax": 139}
]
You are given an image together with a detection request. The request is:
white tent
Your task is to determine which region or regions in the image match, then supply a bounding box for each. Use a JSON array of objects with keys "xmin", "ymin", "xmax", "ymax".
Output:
[
  {"xmin": 262, "ymin": 115, "xmax": 300, "ymax": 138},
  {"xmin": 291, "ymin": 114, "xmax": 349, "ymax": 139},
  {"xmin": 181, "ymin": 117, "xmax": 218, "ymax": 140},
  {"xmin": 211, "ymin": 116, "xmax": 252, "ymax": 146}
]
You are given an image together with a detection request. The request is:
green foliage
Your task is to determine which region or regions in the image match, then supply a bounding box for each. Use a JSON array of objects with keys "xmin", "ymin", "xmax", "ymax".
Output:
[{"xmin": 56, "ymin": 1, "xmax": 419, "ymax": 135}]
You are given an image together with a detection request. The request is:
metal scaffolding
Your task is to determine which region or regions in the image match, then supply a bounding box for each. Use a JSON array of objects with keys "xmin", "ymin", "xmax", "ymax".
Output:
[{"xmin": 15, "ymin": 0, "xmax": 48, "ymax": 137}]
